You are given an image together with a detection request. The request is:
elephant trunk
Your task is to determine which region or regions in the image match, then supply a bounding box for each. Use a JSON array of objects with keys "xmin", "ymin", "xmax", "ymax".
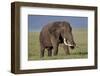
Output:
[{"xmin": 64, "ymin": 38, "xmax": 73, "ymax": 46}]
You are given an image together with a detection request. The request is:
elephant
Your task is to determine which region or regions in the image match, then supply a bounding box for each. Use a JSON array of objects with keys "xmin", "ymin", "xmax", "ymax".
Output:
[{"xmin": 39, "ymin": 21, "xmax": 76, "ymax": 57}]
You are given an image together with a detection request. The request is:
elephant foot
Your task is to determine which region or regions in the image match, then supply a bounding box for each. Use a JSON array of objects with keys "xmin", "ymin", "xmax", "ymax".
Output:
[
  {"xmin": 48, "ymin": 52, "xmax": 52, "ymax": 56},
  {"xmin": 66, "ymin": 53, "xmax": 70, "ymax": 55},
  {"xmin": 65, "ymin": 52, "xmax": 70, "ymax": 55},
  {"xmin": 54, "ymin": 52, "xmax": 58, "ymax": 56},
  {"xmin": 40, "ymin": 55, "xmax": 44, "ymax": 58}
]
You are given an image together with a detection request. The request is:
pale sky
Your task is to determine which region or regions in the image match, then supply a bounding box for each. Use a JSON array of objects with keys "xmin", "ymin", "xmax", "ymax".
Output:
[{"xmin": 28, "ymin": 15, "xmax": 88, "ymax": 32}]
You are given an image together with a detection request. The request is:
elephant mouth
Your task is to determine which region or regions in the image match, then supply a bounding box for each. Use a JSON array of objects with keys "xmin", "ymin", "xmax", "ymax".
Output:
[{"xmin": 64, "ymin": 38, "xmax": 74, "ymax": 47}]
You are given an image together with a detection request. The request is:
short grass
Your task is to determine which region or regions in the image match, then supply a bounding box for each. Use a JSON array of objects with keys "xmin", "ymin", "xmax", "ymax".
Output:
[{"xmin": 28, "ymin": 28, "xmax": 88, "ymax": 60}]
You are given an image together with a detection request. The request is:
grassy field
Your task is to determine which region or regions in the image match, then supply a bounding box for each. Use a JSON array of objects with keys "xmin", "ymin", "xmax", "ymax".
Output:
[{"xmin": 28, "ymin": 28, "xmax": 88, "ymax": 60}]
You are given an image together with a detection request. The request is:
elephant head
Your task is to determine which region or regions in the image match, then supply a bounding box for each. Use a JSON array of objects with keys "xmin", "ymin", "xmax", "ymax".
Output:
[
  {"xmin": 61, "ymin": 22, "xmax": 76, "ymax": 49},
  {"xmin": 49, "ymin": 21, "xmax": 76, "ymax": 49}
]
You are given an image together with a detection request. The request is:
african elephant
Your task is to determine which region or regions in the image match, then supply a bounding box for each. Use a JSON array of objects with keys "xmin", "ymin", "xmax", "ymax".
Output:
[{"xmin": 39, "ymin": 21, "xmax": 76, "ymax": 57}]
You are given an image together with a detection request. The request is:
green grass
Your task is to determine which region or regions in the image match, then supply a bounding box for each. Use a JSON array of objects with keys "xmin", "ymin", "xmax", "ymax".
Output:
[{"xmin": 28, "ymin": 28, "xmax": 88, "ymax": 60}]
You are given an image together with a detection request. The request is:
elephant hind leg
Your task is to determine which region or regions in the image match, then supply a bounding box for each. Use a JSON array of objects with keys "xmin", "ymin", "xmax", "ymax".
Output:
[
  {"xmin": 47, "ymin": 47, "xmax": 52, "ymax": 56},
  {"xmin": 63, "ymin": 44, "xmax": 70, "ymax": 55}
]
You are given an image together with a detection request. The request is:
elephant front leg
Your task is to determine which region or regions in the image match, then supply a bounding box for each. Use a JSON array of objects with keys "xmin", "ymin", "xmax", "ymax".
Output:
[
  {"xmin": 63, "ymin": 44, "xmax": 70, "ymax": 55},
  {"xmin": 53, "ymin": 45, "xmax": 58, "ymax": 56}
]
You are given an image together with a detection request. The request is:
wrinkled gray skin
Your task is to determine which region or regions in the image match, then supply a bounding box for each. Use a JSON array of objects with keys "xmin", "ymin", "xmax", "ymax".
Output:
[{"xmin": 39, "ymin": 21, "xmax": 76, "ymax": 57}]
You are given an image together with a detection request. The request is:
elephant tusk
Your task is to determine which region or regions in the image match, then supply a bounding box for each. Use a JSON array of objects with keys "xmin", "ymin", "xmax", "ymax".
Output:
[{"xmin": 64, "ymin": 38, "xmax": 73, "ymax": 46}]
